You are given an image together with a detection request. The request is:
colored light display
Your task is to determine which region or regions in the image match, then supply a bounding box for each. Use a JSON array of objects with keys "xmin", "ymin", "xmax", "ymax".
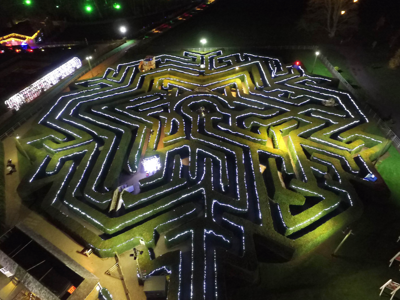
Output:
[
  {"xmin": 5, "ymin": 57, "xmax": 82, "ymax": 111},
  {"xmin": 67, "ymin": 286, "xmax": 76, "ymax": 294},
  {"xmin": 0, "ymin": 30, "xmax": 40, "ymax": 46}
]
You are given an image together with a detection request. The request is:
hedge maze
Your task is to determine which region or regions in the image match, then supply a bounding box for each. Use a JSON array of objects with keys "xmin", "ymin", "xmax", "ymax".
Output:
[{"xmin": 18, "ymin": 50, "xmax": 390, "ymax": 300}]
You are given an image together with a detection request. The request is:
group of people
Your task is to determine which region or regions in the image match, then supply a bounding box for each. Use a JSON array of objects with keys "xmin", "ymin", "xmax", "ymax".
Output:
[{"xmin": 6, "ymin": 159, "xmax": 17, "ymax": 175}]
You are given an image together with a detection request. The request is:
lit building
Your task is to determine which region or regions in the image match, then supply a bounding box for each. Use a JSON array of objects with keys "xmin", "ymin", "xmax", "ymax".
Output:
[{"xmin": 0, "ymin": 21, "xmax": 42, "ymax": 48}]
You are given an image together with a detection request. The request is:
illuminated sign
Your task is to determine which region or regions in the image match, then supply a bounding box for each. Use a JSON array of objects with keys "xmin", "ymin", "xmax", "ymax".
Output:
[
  {"xmin": 5, "ymin": 57, "xmax": 82, "ymax": 111},
  {"xmin": 68, "ymin": 286, "xmax": 76, "ymax": 294}
]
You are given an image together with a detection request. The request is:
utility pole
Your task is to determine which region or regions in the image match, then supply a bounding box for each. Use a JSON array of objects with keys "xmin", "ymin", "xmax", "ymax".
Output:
[
  {"xmin": 86, "ymin": 56, "xmax": 94, "ymax": 77},
  {"xmin": 311, "ymin": 51, "xmax": 320, "ymax": 74}
]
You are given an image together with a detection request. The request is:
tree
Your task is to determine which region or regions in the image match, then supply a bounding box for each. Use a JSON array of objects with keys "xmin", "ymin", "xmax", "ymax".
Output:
[{"xmin": 299, "ymin": 0, "xmax": 360, "ymax": 38}]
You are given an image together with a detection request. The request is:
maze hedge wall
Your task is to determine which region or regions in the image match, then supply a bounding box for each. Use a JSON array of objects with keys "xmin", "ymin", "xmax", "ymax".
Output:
[{"xmin": 17, "ymin": 50, "xmax": 390, "ymax": 300}]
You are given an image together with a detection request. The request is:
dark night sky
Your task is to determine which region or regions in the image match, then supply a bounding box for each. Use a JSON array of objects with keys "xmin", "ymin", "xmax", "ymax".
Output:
[{"xmin": 359, "ymin": 0, "xmax": 400, "ymax": 26}]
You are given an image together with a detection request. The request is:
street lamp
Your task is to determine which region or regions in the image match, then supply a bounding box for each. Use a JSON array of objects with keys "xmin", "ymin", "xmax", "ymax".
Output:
[
  {"xmin": 86, "ymin": 56, "xmax": 94, "ymax": 77},
  {"xmin": 341, "ymin": 10, "xmax": 346, "ymax": 15},
  {"xmin": 119, "ymin": 26, "xmax": 127, "ymax": 34},
  {"xmin": 200, "ymin": 38, "xmax": 207, "ymax": 52},
  {"xmin": 311, "ymin": 51, "xmax": 320, "ymax": 74}
]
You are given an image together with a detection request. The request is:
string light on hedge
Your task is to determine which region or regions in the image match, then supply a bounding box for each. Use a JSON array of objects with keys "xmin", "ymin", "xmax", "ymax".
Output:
[{"xmin": 21, "ymin": 48, "xmax": 390, "ymax": 300}]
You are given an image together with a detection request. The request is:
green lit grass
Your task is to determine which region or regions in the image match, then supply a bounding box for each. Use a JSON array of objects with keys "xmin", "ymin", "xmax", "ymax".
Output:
[
  {"xmin": 376, "ymin": 146, "xmax": 400, "ymax": 204},
  {"xmin": 296, "ymin": 52, "xmax": 332, "ymax": 78}
]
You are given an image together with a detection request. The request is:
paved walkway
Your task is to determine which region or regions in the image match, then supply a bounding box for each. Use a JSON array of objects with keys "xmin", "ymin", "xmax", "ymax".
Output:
[
  {"xmin": 79, "ymin": 40, "xmax": 136, "ymax": 80},
  {"xmin": 1, "ymin": 123, "xmax": 146, "ymax": 300}
]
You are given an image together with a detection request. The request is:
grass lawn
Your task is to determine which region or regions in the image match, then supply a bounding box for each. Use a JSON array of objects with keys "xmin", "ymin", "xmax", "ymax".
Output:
[
  {"xmin": 363, "ymin": 49, "xmax": 400, "ymax": 122},
  {"xmin": 320, "ymin": 48, "xmax": 360, "ymax": 89},
  {"xmin": 376, "ymin": 146, "xmax": 400, "ymax": 204},
  {"xmin": 296, "ymin": 51, "xmax": 332, "ymax": 78}
]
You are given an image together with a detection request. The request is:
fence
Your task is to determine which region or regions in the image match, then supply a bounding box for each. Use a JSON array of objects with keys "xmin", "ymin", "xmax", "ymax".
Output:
[{"xmin": 319, "ymin": 53, "xmax": 400, "ymax": 152}]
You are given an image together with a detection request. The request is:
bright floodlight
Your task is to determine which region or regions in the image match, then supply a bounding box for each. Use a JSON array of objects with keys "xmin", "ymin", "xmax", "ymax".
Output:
[
  {"xmin": 120, "ymin": 26, "xmax": 127, "ymax": 34},
  {"xmin": 200, "ymin": 38, "xmax": 207, "ymax": 45},
  {"xmin": 86, "ymin": 56, "xmax": 92, "ymax": 60},
  {"xmin": 25, "ymin": 0, "xmax": 32, "ymax": 5},
  {"xmin": 85, "ymin": 5, "xmax": 92, "ymax": 12},
  {"xmin": 142, "ymin": 156, "xmax": 161, "ymax": 174},
  {"xmin": 316, "ymin": 51, "xmax": 320, "ymax": 56}
]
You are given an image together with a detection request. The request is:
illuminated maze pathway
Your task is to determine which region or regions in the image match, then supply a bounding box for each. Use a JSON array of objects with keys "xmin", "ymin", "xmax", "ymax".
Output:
[{"xmin": 18, "ymin": 50, "xmax": 389, "ymax": 300}]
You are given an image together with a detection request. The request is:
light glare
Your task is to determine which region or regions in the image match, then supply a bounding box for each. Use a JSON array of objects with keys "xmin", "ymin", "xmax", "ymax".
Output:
[
  {"xmin": 142, "ymin": 156, "xmax": 161, "ymax": 174},
  {"xmin": 119, "ymin": 26, "xmax": 127, "ymax": 34}
]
